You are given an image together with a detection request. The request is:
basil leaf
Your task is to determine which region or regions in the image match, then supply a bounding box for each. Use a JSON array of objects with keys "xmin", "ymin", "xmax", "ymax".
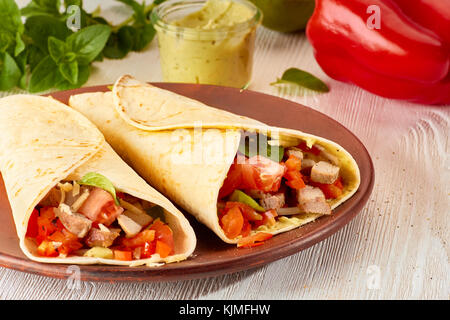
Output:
[
  {"xmin": 15, "ymin": 50, "xmax": 28, "ymax": 89},
  {"xmin": 64, "ymin": 0, "xmax": 82, "ymax": 7},
  {"xmin": 239, "ymin": 132, "xmax": 284, "ymax": 163},
  {"xmin": 0, "ymin": 32, "xmax": 14, "ymax": 53},
  {"xmin": 21, "ymin": 0, "xmax": 61, "ymax": 18},
  {"xmin": 27, "ymin": 45, "xmax": 47, "ymax": 72},
  {"xmin": 0, "ymin": 52, "xmax": 21, "ymax": 91},
  {"xmin": 59, "ymin": 59, "xmax": 78, "ymax": 84},
  {"xmin": 55, "ymin": 63, "xmax": 89, "ymax": 90},
  {"xmin": 28, "ymin": 55, "xmax": 63, "ymax": 92},
  {"xmin": 271, "ymin": 68, "xmax": 329, "ymax": 93},
  {"xmin": 0, "ymin": 0, "xmax": 24, "ymax": 54},
  {"xmin": 25, "ymin": 15, "xmax": 72, "ymax": 53},
  {"xmin": 132, "ymin": 23, "xmax": 156, "ymax": 51},
  {"xmin": 48, "ymin": 36, "xmax": 68, "ymax": 63},
  {"xmin": 14, "ymin": 32, "xmax": 25, "ymax": 57},
  {"xmin": 103, "ymin": 26, "xmax": 135, "ymax": 59},
  {"xmin": 66, "ymin": 24, "xmax": 111, "ymax": 65},
  {"xmin": 116, "ymin": 0, "xmax": 146, "ymax": 24},
  {"xmin": 78, "ymin": 172, "xmax": 119, "ymax": 205},
  {"xmin": 145, "ymin": 206, "xmax": 166, "ymax": 223}
]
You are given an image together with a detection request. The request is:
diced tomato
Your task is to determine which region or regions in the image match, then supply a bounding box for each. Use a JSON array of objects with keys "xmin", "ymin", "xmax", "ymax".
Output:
[
  {"xmin": 285, "ymin": 154, "xmax": 302, "ymax": 171},
  {"xmin": 220, "ymin": 205, "xmax": 244, "ymax": 239},
  {"xmin": 97, "ymin": 201, "xmax": 124, "ymax": 226},
  {"xmin": 248, "ymin": 156, "xmax": 286, "ymax": 192},
  {"xmin": 47, "ymin": 229, "xmax": 83, "ymax": 256},
  {"xmin": 310, "ymin": 177, "xmax": 344, "ymax": 199},
  {"xmin": 241, "ymin": 220, "xmax": 252, "ymax": 237},
  {"xmin": 78, "ymin": 188, "xmax": 123, "ymax": 226},
  {"xmin": 141, "ymin": 241, "xmax": 156, "ymax": 259},
  {"xmin": 114, "ymin": 250, "xmax": 133, "ymax": 261},
  {"xmin": 36, "ymin": 207, "xmax": 58, "ymax": 244},
  {"xmin": 121, "ymin": 230, "xmax": 156, "ymax": 248},
  {"xmin": 219, "ymin": 156, "xmax": 286, "ymax": 198},
  {"xmin": 297, "ymin": 141, "xmax": 321, "ymax": 156},
  {"xmin": 26, "ymin": 209, "xmax": 39, "ymax": 238},
  {"xmin": 219, "ymin": 163, "xmax": 245, "ymax": 199},
  {"xmin": 79, "ymin": 188, "xmax": 113, "ymax": 220},
  {"xmin": 237, "ymin": 232, "xmax": 273, "ymax": 248},
  {"xmin": 284, "ymin": 170, "xmax": 303, "ymax": 182},
  {"xmin": 225, "ymin": 202, "xmax": 262, "ymax": 221},
  {"xmin": 284, "ymin": 166, "xmax": 306, "ymax": 190},
  {"xmin": 155, "ymin": 240, "xmax": 172, "ymax": 258},
  {"xmin": 149, "ymin": 220, "xmax": 174, "ymax": 253},
  {"xmin": 253, "ymin": 209, "xmax": 278, "ymax": 228},
  {"xmin": 37, "ymin": 240, "xmax": 58, "ymax": 257}
]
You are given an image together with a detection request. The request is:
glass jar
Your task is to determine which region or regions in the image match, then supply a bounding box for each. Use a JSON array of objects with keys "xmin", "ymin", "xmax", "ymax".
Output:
[{"xmin": 151, "ymin": 0, "xmax": 262, "ymax": 88}]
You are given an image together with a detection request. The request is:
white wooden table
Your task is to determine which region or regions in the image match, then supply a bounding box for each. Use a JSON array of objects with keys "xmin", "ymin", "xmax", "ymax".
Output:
[{"xmin": 1, "ymin": 0, "xmax": 448, "ymax": 300}]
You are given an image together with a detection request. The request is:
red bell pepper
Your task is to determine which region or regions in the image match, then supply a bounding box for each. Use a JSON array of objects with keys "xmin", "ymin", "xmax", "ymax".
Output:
[{"xmin": 306, "ymin": 0, "xmax": 450, "ymax": 105}]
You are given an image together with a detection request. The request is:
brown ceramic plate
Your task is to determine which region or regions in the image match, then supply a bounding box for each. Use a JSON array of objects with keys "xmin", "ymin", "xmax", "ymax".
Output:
[{"xmin": 0, "ymin": 83, "xmax": 374, "ymax": 282}]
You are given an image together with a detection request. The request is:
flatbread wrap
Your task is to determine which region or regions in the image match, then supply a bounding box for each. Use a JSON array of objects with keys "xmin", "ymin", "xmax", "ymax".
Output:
[
  {"xmin": 0, "ymin": 94, "xmax": 196, "ymax": 266},
  {"xmin": 69, "ymin": 75, "xmax": 361, "ymax": 247}
]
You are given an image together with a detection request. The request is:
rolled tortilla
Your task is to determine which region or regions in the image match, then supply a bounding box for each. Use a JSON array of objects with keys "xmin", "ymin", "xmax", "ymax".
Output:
[
  {"xmin": 69, "ymin": 75, "xmax": 361, "ymax": 244},
  {"xmin": 0, "ymin": 94, "xmax": 196, "ymax": 266}
]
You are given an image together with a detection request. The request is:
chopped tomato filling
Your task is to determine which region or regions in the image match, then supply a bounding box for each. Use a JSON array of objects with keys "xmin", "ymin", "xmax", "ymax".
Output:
[
  {"xmin": 119, "ymin": 220, "xmax": 175, "ymax": 259},
  {"xmin": 220, "ymin": 155, "xmax": 286, "ymax": 198},
  {"xmin": 220, "ymin": 205, "xmax": 244, "ymax": 239},
  {"xmin": 28, "ymin": 184, "xmax": 175, "ymax": 261},
  {"xmin": 237, "ymin": 232, "xmax": 273, "ymax": 248},
  {"xmin": 78, "ymin": 188, "xmax": 123, "ymax": 226},
  {"xmin": 310, "ymin": 177, "xmax": 344, "ymax": 199},
  {"xmin": 113, "ymin": 250, "xmax": 133, "ymax": 261},
  {"xmin": 218, "ymin": 136, "xmax": 345, "ymax": 249}
]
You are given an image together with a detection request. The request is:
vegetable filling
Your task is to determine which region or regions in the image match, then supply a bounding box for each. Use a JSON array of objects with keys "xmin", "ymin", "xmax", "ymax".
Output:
[
  {"xmin": 26, "ymin": 173, "xmax": 175, "ymax": 261},
  {"xmin": 218, "ymin": 132, "xmax": 345, "ymax": 247}
]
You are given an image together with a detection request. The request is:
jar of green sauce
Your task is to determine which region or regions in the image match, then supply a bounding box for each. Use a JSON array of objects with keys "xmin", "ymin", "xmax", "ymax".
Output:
[
  {"xmin": 151, "ymin": 0, "xmax": 262, "ymax": 88},
  {"xmin": 249, "ymin": 0, "xmax": 315, "ymax": 33}
]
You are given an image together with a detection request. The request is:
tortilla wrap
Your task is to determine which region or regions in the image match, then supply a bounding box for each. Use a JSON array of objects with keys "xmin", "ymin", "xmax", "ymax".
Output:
[
  {"xmin": 69, "ymin": 75, "xmax": 361, "ymax": 244},
  {"xmin": 0, "ymin": 94, "xmax": 196, "ymax": 265}
]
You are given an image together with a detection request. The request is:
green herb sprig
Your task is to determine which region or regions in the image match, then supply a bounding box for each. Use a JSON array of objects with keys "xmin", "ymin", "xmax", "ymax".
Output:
[
  {"xmin": 271, "ymin": 68, "xmax": 330, "ymax": 93},
  {"xmin": 0, "ymin": 0, "xmax": 166, "ymax": 93}
]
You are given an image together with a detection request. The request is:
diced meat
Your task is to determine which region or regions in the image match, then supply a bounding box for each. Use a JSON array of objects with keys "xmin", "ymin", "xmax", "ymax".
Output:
[
  {"xmin": 259, "ymin": 193, "xmax": 285, "ymax": 210},
  {"xmin": 246, "ymin": 189, "xmax": 265, "ymax": 199},
  {"xmin": 285, "ymin": 147, "xmax": 303, "ymax": 160},
  {"xmin": 296, "ymin": 186, "xmax": 331, "ymax": 215},
  {"xmin": 117, "ymin": 214, "xmax": 142, "ymax": 238},
  {"xmin": 97, "ymin": 201, "xmax": 124, "ymax": 226},
  {"xmin": 314, "ymin": 145, "xmax": 339, "ymax": 165},
  {"xmin": 301, "ymin": 158, "xmax": 316, "ymax": 169},
  {"xmin": 39, "ymin": 187, "xmax": 62, "ymax": 207},
  {"xmin": 78, "ymin": 187, "xmax": 123, "ymax": 226},
  {"xmin": 122, "ymin": 209, "xmax": 153, "ymax": 228},
  {"xmin": 300, "ymin": 158, "xmax": 316, "ymax": 175},
  {"xmin": 310, "ymin": 161, "xmax": 340, "ymax": 184},
  {"xmin": 54, "ymin": 204, "xmax": 92, "ymax": 238},
  {"xmin": 85, "ymin": 226, "xmax": 120, "ymax": 248}
]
